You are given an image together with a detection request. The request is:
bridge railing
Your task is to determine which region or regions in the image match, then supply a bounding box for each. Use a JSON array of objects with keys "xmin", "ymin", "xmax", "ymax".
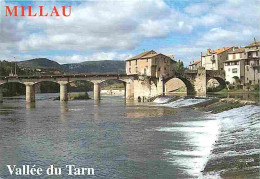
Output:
[{"xmin": 0, "ymin": 73, "xmax": 135, "ymax": 80}]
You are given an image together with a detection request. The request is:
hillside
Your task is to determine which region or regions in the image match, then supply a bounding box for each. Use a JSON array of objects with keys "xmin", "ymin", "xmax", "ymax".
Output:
[
  {"xmin": 17, "ymin": 58, "xmax": 126, "ymax": 74},
  {"xmin": 62, "ymin": 60, "xmax": 126, "ymax": 74},
  {"xmin": 18, "ymin": 58, "xmax": 62, "ymax": 70}
]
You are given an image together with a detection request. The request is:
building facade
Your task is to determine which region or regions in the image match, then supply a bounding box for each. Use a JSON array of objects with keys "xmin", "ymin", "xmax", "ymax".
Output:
[
  {"xmin": 125, "ymin": 50, "xmax": 175, "ymax": 101},
  {"xmin": 189, "ymin": 60, "xmax": 201, "ymax": 70},
  {"xmin": 201, "ymin": 47, "xmax": 235, "ymax": 71},
  {"xmin": 224, "ymin": 48, "xmax": 246, "ymax": 84},
  {"xmin": 224, "ymin": 40, "xmax": 259, "ymax": 85},
  {"xmin": 126, "ymin": 50, "xmax": 175, "ymax": 78},
  {"xmin": 244, "ymin": 41, "xmax": 259, "ymax": 85}
]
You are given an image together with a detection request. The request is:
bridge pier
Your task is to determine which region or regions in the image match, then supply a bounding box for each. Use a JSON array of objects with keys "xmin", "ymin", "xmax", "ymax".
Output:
[
  {"xmin": 25, "ymin": 83, "xmax": 35, "ymax": 103},
  {"xmin": 0, "ymin": 86, "xmax": 3, "ymax": 103},
  {"xmin": 125, "ymin": 82, "xmax": 133, "ymax": 100},
  {"xmin": 59, "ymin": 82, "xmax": 68, "ymax": 101},
  {"xmin": 157, "ymin": 77, "xmax": 165, "ymax": 96},
  {"xmin": 93, "ymin": 82, "xmax": 100, "ymax": 101}
]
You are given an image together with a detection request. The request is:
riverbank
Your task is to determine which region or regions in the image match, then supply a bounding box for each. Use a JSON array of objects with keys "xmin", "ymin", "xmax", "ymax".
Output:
[{"xmin": 194, "ymin": 97, "xmax": 257, "ymax": 113}]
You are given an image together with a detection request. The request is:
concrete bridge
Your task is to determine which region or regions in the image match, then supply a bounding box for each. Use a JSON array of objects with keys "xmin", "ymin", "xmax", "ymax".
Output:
[
  {"xmin": 0, "ymin": 68, "xmax": 225, "ymax": 103},
  {"xmin": 0, "ymin": 73, "xmax": 137, "ymax": 103}
]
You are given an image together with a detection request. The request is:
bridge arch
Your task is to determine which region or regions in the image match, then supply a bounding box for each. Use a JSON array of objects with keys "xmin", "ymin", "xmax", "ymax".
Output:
[
  {"xmin": 206, "ymin": 77, "xmax": 226, "ymax": 92},
  {"xmin": 67, "ymin": 80, "xmax": 93, "ymax": 93},
  {"xmin": 34, "ymin": 81, "xmax": 60, "ymax": 93},
  {"xmin": 164, "ymin": 77, "xmax": 195, "ymax": 95},
  {"xmin": 0, "ymin": 81, "xmax": 26, "ymax": 97}
]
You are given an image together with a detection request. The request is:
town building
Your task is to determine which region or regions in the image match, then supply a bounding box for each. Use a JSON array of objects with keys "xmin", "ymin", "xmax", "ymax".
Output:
[
  {"xmin": 125, "ymin": 50, "xmax": 176, "ymax": 102},
  {"xmin": 244, "ymin": 40, "xmax": 259, "ymax": 85},
  {"xmin": 189, "ymin": 60, "xmax": 201, "ymax": 70},
  {"xmin": 224, "ymin": 40, "xmax": 259, "ymax": 85},
  {"xmin": 224, "ymin": 47, "xmax": 246, "ymax": 84},
  {"xmin": 126, "ymin": 50, "xmax": 175, "ymax": 78},
  {"xmin": 201, "ymin": 47, "xmax": 235, "ymax": 71}
]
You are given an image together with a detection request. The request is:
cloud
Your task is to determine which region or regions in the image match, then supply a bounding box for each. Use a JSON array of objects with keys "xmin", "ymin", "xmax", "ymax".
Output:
[
  {"xmin": 53, "ymin": 52, "xmax": 132, "ymax": 64},
  {"xmin": 0, "ymin": 0, "xmax": 259, "ymax": 65},
  {"xmin": 196, "ymin": 26, "xmax": 259, "ymax": 47},
  {"xmin": 0, "ymin": 2, "xmax": 22, "ymax": 52},
  {"xmin": 15, "ymin": 0, "xmax": 192, "ymax": 52},
  {"xmin": 184, "ymin": 3, "xmax": 210, "ymax": 16}
]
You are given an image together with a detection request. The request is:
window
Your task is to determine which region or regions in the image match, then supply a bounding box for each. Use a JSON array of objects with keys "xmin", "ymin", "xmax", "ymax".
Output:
[
  {"xmin": 232, "ymin": 68, "xmax": 237, "ymax": 73},
  {"xmin": 234, "ymin": 62, "xmax": 238, "ymax": 65},
  {"xmin": 164, "ymin": 67, "xmax": 166, "ymax": 71},
  {"xmin": 158, "ymin": 67, "xmax": 161, "ymax": 71},
  {"xmin": 146, "ymin": 59, "xmax": 148, "ymax": 62},
  {"xmin": 135, "ymin": 66, "xmax": 138, "ymax": 72},
  {"xmin": 240, "ymin": 53, "xmax": 242, "ymax": 58},
  {"xmin": 129, "ymin": 61, "xmax": 131, "ymax": 66},
  {"xmin": 228, "ymin": 68, "xmax": 230, "ymax": 72},
  {"xmin": 233, "ymin": 54, "xmax": 235, "ymax": 59},
  {"xmin": 135, "ymin": 60, "xmax": 137, "ymax": 65},
  {"xmin": 129, "ymin": 68, "xmax": 131, "ymax": 73},
  {"xmin": 144, "ymin": 68, "xmax": 147, "ymax": 75},
  {"xmin": 256, "ymin": 51, "xmax": 259, "ymax": 56},
  {"xmin": 246, "ymin": 66, "xmax": 249, "ymax": 71}
]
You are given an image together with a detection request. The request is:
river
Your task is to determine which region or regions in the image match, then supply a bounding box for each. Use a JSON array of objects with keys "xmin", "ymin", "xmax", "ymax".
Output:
[{"xmin": 0, "ymin": 94, "xmax": 259, "ymax": 178}]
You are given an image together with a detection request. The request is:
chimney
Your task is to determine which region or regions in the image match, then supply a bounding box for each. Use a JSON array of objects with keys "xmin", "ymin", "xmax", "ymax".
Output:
[{"xmin": 254, "ymin": 37, "xmax": 256, "ymax": 42}]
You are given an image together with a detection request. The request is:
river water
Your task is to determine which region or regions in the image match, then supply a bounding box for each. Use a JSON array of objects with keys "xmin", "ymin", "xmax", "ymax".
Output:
[{"xmin": 0, "ymin": 94, "xmax": 259, "ymax": 178}]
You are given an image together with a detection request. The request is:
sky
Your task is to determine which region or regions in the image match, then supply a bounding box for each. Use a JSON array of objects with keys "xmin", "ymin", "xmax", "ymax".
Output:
[{"xmin": 0, "ymin": 0, "xmax": 259, "ymax": 66}]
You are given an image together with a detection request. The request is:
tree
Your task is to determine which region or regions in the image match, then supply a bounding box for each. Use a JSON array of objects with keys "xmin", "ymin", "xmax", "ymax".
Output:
[{"xmin": 174, "ymin": 59, "xmax": 185, "ymax": 76}]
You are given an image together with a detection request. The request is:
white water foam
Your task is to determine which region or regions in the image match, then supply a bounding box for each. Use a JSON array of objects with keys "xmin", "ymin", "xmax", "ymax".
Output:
[
  {"xmin": 156, "ymin": 119, "xmax": 220, "ymax": 177},
  {"xmin": 163, "ymin": 98, "xmax": 210, "ymax": 108},
  {"xmin": 208, "ymin": 105, "xmax": 260, "ymax": 158},
  {"xmin": 153, "ymin": 96, "xmax": 174, "ymax": 104}
]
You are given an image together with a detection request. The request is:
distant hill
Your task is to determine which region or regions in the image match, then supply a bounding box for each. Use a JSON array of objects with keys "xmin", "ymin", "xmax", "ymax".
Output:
[
  {"xmin": 62, "ymin": 60, "xmax": 126, "ymax": 74},
  {"xmin": 17, "ymin": 58, "xmax": 126, "ymax": 74},
  {"xmin": 18, "ymin": 58, "xmax": 62, "ymax": 70}
]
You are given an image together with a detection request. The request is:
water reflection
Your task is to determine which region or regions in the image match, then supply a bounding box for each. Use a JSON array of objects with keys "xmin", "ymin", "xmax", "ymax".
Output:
[
  {"xmin": 125, "ymin": 106, "xmax": 176, "ymax": 118},
  {"xmin": 26, "ymin": 102, "xmax": 36, "ymax": 109},
  {"xmin": 60, "ymin": 101, "xmax": 68, "ymax": 120},
  {"xmin": 94, "ymin": 100, "xmax": 100, "ymax": 106}
]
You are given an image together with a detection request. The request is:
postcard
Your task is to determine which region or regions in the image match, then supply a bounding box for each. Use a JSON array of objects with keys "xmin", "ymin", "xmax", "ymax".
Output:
[{"xmin": 0, "ymin": 0, "xmax": 259, "ymax": 178}]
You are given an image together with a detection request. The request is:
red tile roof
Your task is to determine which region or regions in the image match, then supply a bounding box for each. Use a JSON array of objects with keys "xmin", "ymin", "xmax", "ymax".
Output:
[
  {"xmin": 189, "ymin": 60, "xmax": 201, "ymax": 66},
  {"xmin": 213, "ymin": 47, "xmax": 232, "ymax": 54},
  {"xmin": 246, "ymin": 41, "xmax": 259, "ymax": 48}
]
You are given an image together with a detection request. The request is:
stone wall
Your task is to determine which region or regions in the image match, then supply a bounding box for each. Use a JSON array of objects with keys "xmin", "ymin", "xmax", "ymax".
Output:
[{"xmin": 194, "ymin": 68, "xmax": 207, "ymax": 96}]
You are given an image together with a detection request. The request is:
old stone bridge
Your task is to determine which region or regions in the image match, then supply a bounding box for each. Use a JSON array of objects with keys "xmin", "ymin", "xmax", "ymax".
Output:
[{"xmin": 0, "ymin": 68, "xmax": 225, "ymax": 103}]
